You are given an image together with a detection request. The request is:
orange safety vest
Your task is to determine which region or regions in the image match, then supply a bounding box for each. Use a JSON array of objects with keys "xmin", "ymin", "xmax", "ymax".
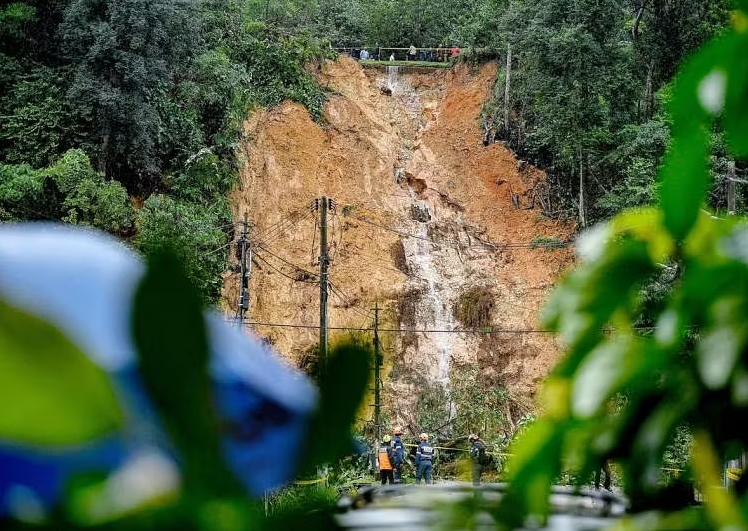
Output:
[{"xmin": 378, "ymin": 445, "xmax": 393, "ymax": 470}]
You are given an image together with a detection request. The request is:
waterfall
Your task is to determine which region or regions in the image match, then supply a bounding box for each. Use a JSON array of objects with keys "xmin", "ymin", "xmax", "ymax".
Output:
[
  {"xmin": 386, "ymin": 65, "xmax": 399, "ymax": 94},
  {"xmin": 390, "ymin": 69, "xmax": 465, "ymax": 432},
  {"xmin": 407, "ymin": 215, "xmax": 455, "ymax": 386}
]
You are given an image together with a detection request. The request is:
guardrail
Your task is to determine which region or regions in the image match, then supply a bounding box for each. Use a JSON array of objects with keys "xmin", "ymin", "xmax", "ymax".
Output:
[{"xmin": 333, "ymin": 46, "xmax": 462, "ymax": 63}]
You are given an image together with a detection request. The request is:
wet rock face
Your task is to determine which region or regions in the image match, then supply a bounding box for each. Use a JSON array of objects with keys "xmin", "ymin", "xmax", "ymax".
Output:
[
  {"xmin": 410, "ymin": 203, "xmax": 431, "ymax": 222},
  {"xmin": 225, "ymin": 57, "xmax": 574, "ymax": 426}
]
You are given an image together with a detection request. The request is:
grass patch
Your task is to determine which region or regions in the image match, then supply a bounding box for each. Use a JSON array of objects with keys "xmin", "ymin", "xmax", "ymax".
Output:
[
  {"xmin": 530, "ymin": 236, "xmax": 566, "ymax": 249},
  {"xmin": 454, "ymin": 286, "xmax": 495, "ymax": 329},
  {"xmin": 397, "ymin": 288, "xmax": 424, "ymax": 328},
  {"xmin": 390, "ymin": 240, "xmax": 409, "ymax": 274}
]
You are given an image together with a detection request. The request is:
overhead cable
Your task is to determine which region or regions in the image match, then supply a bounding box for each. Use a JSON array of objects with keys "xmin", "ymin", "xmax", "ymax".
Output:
[{"xmin": 344, "ymin": 212, "xmax": 572, "ymax": 250}]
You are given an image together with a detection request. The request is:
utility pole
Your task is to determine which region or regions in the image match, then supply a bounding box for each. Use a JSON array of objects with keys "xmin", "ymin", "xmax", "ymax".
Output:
[
  {"xmin": 728, "ymin": 161, "xmax": 736, "ymax": 215},
  {"xmin": 318, "ymin": 197, "xmax": 330, "ymax": 376},
  {"xmin": 238, "ymin": 213, "xmax": 251, "ymax": 324},
  {"xmin": 373, "ymin": 303, "xmax": 382, "ymax": 443}
]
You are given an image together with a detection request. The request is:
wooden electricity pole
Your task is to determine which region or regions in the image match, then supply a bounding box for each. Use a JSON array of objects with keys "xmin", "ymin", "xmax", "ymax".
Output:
[
  {"xmin": 318, "ymin": 197, "xmax": 330, "ymax": 375},
  {"xmin": 238, "ymin": 213, "xmax": 251, "ymax": 324},
  {"xmin": 373, "ymin": 303, "xmax": 382, "ymax": 443}
]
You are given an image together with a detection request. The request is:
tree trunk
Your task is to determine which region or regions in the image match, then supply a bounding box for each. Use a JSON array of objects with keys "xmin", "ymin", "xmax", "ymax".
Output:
[
  {"xmin": 642, "ymin": 60, "xmax": 654, "ymax": 120},
  {"xmin": 578, "ymin": 148, "xmax": 586, "ymax": 228},
  {"xmin": 504, "ymin": 42, "xmax": 512, "ymax": 135},
  {"xmin": 631, "ymin": 0, "xmax": 651, "ymax": 42},
  {"xmin": 728, "ymin": 161, "xmax": 736, "ymax": 214}
]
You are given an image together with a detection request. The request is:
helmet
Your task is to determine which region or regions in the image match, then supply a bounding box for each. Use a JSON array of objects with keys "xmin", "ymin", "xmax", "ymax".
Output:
[
  {"xmin": 382, "ymin": 434, "xmax": 392, "ymax": 443},
  {"xmin": 393, "ymin": 426, "xmax": 403, "ymax": 435},
  {"xmin": 468, "ymin": 433, "xmax": 478, "ymax": 441},
  {"xmin": 420, "ymin": 433, "xmax": 429, "ymax": 440}
]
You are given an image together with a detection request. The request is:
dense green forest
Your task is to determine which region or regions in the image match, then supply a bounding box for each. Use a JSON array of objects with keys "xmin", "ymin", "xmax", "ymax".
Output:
[{"xmin": 0, "ymin": 0, "xmax": 735, "ymax": 302}]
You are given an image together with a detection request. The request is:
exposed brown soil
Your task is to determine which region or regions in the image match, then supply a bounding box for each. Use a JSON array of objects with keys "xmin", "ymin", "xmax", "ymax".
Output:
[{"xmin": 224, "ymin": 57, "xmax": 574, "ymax": 427}]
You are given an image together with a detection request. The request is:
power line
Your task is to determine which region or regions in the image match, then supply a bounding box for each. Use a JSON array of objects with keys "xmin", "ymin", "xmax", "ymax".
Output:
[
  {"xmin": 344, "ymin": 212, "xmax": 572, "ymax": 250},
  {"xmin": 253, "ymin": 250, "xmax": 318, "ymax": 284},
  {"xmin": 199, "ymin": 238, "xmax": 235, "ymax": 258},
  {"xmin": 233, "ymin": 319, "xmax": 553, "ymax": 333},
  {"xmin": 328, "ymin": 281, "xmax": 374, "ymax": 320},
  {"xmin": 235, "ymin": 320, "xmax": 373, "ymax": 332},
  {"xmin": 251, "ymin": 207, "xmax": 315, "ymax": 247},
  {"xmin": 254, "ymin": 242, "xmax": 319, "ymax": 279},
  {"xmin": 228, "ymin": 318, "xmax": 681, "ymax": 335}
]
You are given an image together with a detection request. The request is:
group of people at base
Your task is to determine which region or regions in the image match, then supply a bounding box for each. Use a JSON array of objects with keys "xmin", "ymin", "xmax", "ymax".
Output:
[
  {"xmin": 376, "ymin": 430, "xmax": 489, "ymax": 486},
  {"xmin": 376, "ymin": 428, "xmax": 407, "ymax": 484}
]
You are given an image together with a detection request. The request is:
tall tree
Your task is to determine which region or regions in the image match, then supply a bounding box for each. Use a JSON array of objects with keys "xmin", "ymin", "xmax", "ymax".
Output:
[
  {"xmin": 60, "ymin": 0, "xmax": 200, "ymax": 193},
  {"xmin": 499, "ymin": 0, "xmax": 638, "ymax": 224}
]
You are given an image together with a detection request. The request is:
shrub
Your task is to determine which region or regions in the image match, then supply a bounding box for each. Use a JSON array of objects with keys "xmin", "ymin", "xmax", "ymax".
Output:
[
  {"xmin": 135, "ymin": 195, "xmax": 231, "ymax": 305},
  {"xmin": 454, "ymin": 286, "xmax": 494, "ymax": 329}
]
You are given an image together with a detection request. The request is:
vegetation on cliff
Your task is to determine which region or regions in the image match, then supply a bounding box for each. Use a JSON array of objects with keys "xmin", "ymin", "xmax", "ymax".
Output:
[{"xmin": 3, "ymin": 0, "xmax": 748, "ymax": 528}]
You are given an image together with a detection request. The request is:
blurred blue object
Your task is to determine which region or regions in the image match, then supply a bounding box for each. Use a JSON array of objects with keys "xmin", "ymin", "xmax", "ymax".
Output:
[{"xmin": 0, "ymin": 223, "xmax": 317, "ymax": 516}]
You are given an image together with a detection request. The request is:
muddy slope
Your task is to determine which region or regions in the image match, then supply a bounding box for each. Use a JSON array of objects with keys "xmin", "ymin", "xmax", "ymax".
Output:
[{"xmin": 224, "ymin": 57, "xmax": 573, "ymax": 428}]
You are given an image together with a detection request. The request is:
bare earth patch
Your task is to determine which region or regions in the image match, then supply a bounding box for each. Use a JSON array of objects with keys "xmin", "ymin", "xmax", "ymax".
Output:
[{"xmin": 224, "ymin": 57, "xmax": 574, "ymax": 430}]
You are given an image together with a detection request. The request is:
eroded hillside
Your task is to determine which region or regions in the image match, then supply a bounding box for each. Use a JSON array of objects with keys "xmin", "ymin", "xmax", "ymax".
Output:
[{"xmin": 223, "ymin": 57, "xmax": 573, "ymax": 430}]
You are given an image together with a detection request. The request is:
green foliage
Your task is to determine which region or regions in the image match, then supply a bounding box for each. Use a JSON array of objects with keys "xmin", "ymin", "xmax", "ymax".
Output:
[
  {"xmin": 167, "ymin": 149, "xmax": 236, "ymax": 207},
  {"xmin": 454, "ymin": 286, "xmax": 494, "ymax": 329},
  {"xmin": 299, "ymin": 336, "xmax": 371, "ymax": 476},
  {"xmin": 449, "ymin": 365, "xmax": 509, "ymax": 442},
  {"xmin": 414, "ymin": 382, "xmax": 450, "ymax": 434},
  {"xmin": 239, "ymin": 35, "xmax": 329, "ymax": 121},
  {"xmin": 0, "ymin": 150, "xmax": 134, "ymax": 233},
  {"xmin": 0, "ymin": 67, "xmax": 77, "ymax": 168},
  {"xmin": 0, "ymin": 297, "xmax": 122, "ymax": 445},
  {"xmin": 60, "ymin": 0, "xmax": 200, "ymax": 191},
  {"xmin": 264, "ymin": 484, "xmax": 338, "ymax": 519},
  {"xmin": 135, "ymin": 195, "xmax": 231, "ymax": 305},
  {"xmin": 486, "ymin": 0, "xmax": 731, "ymax": 225},
  {"xmin": 489, "ymin": 11, "xmax": 748, "ymax": 528},
  {"xmin": 529, "ymin": 236, "xmax": 565, "ymax": 249},
  {"xmin": 132, "ymin": 248, "xmax": 243, "ymax": 497},
  {"xmin": 0, "ymin": 0, "xmax": 332, "ymax": 301},
  {"xmin": 0, "ymin": 3, "xmax": 36, "ymax": 44}
]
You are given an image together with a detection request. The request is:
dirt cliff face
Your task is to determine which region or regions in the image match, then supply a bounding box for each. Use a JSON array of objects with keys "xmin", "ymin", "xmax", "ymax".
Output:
[{"xmin": 224, "ymin": 57, "xmax": 573, "ymax": 431}]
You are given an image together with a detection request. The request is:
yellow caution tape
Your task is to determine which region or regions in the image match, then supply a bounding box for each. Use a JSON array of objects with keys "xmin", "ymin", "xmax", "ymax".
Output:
[
  {"xmin": 293, "ymin": 476, "xmax": 328, "ymax": 486},
  {"xmin": 726, "ymin": 468, "xmax": 742, "ymax": 481}
]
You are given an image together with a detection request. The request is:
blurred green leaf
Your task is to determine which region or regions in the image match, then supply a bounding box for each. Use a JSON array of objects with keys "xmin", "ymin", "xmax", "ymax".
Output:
[
  {"xmin": 0, "ymin": 298, "xmax": 122, "ymax": 445},
  {"xmin": 495, "ymin": 420, "xmax": 563, "ymax": 526},
  {"xmin": 298, "ymin": 339, "xmax": 370, "ymax": 476},
  {"xmin": 723, "ymin": 33, "xmax": 748, "ymax": 157},
  {"xmin": 659, "ymin": 133, "xmax": 710, "ymax": 242},
  {"xmin": 131, "ymin": 249, "xmax": 241, "ymax": 496},
  {"xmin": 659, "ymin": 37, "xmax": 738, "ymax": 241}
]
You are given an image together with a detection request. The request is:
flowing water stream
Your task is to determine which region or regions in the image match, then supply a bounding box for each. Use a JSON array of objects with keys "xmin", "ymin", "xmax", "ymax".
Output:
[{"xmin": 385, "ymin": 65, "xmax": 467, "ymax": 423}]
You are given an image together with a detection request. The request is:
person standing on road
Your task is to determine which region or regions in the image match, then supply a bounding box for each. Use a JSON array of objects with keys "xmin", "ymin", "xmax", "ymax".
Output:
[
  {"xmin": 392, "ymin": 427, "xmax": 405, "ymax": 483},
  {"xmin": 468, "ymin": 434, "xmax": 487, "ymax": 485},
  {"xmin": 594, "ymin": 459, "xmax": 612, "ymax": 491},
  {"xmin": 415, "ymin": 433, "xmax": 435, "ymax": 484},
  {"xmin": 408, "ymin": 44, "xmax": 417, "ymax": 61},
  {"xmin": 378, "ymin": 435, "xmax": 395, "ymax": 485}
]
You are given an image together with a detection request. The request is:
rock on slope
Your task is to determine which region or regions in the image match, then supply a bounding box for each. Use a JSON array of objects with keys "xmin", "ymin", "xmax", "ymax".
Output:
[{"xmin": 224, "ymin": 56, "xmax": 573, "ymax": 429}]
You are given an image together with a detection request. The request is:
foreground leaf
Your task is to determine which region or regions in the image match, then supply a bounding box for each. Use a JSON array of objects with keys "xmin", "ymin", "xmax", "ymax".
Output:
[
  {"xmin": 132, "ymin": 249, "xmax": 241, "ymax": 496},
  {"xmin": 0, "ymin": 298, "xmax": 122, "ymax": 445},
  {"xmin": 298, "ymin": 338, "xmax": 370, "ymax": 476}
]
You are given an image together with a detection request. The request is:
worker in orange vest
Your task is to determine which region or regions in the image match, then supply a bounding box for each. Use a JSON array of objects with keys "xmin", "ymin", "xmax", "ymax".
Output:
[{"xmin": 377, "ymin": 435, "xmax": 395, "ymax": 485}]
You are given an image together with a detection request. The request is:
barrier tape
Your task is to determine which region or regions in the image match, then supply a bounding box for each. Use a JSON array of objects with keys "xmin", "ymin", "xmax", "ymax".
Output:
[
  {"xmin": 403, "ymin": 442, "xmax": 513, "ymax": 457},
  {"xmin": 293, "ymin": 476, "xmax": 328, "ymax": 486}
]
